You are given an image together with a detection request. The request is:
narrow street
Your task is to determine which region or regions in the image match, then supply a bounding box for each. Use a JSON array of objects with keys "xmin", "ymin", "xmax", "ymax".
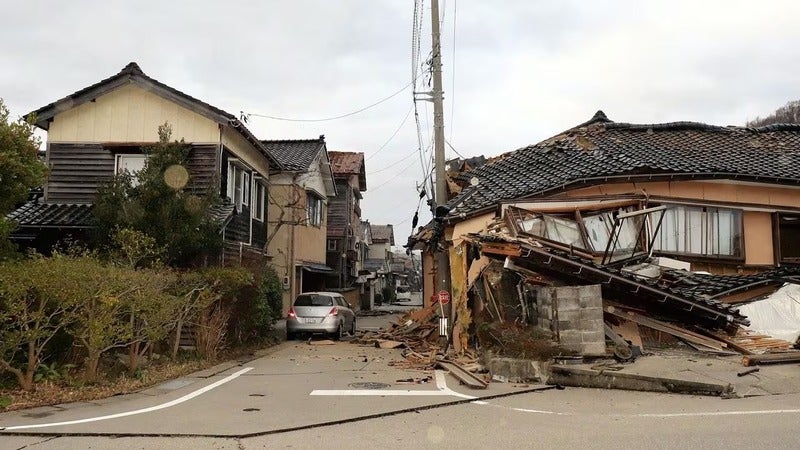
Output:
[{"xmin": 2, "ymin": 314, "xmax": 800, "ymax": 449}]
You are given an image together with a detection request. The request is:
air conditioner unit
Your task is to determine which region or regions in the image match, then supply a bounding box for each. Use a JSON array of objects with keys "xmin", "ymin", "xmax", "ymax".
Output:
[{"xmin": 282, "ymin": 276, "xmax": 290, "ymax": 290}]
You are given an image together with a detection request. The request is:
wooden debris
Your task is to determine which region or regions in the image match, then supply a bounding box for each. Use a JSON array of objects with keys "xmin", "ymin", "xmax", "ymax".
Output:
[
  {"xmin": 375, "ymin": 340, "xmax": 405, "ymax": 349},
  {"xmin": 436, "ymin": 359, "xmax": 488, "ymax": 389},
  {"xmin": 605, "ymin": 306, "xmax": 730, "ymax": 353},
  {"xmin": 737, "ymin": 367, "xmax": 760, "ymax": 377},
  {"xmin": 742, "ymin": 352, "xmax": 800, "ymax": 367}
]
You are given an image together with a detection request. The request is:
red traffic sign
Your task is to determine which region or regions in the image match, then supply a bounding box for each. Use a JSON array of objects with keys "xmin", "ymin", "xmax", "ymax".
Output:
[{"xmin": 438, "ymin": 290, "xmax": 451, "ymax": 304}]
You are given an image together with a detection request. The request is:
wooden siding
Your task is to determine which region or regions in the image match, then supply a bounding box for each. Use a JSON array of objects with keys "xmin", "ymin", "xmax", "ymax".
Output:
[
  {"xmin": 224, "ymin": 207, "xmax": 251, "ymax": 244},
  {"xmin": 186, "ymin": 144, "xmax": 218, "ymax": 195},
  {"xmin": 46, "ymin": 143, "xmax": 218, "ymax": 203},
  {"xmin": 252, "ymin": 219, "xmax": 266, "ymax": 249},
  {"xmin": 327, "ymin": 179, "xmax": 353, "ymax": 237},
  {"xmin": 46, "ymin": 143, "xmax": 114, "ymax": 203}
]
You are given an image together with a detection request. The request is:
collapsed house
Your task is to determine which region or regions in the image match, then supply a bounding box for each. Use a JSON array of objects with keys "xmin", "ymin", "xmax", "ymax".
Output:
[{"xmin": 409, "ymin": 111, "xmax": 800, "ymax": 363}]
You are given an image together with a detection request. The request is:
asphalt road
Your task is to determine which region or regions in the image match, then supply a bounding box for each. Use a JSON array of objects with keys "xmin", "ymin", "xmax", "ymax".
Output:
[{"xmin": 2, "ymin": 315, "xmax": 800, "ymax": 449}]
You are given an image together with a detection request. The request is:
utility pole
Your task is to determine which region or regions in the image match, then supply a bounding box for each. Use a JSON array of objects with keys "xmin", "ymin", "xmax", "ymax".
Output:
[{"xmin": 430, "ymin": 0, "xmax": 452, "ymax": 336}]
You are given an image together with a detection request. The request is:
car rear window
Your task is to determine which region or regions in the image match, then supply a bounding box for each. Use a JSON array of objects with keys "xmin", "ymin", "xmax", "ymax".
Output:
[{"xmin": 294, "ymin": 294, "xmax": 333, "ymax": 307}]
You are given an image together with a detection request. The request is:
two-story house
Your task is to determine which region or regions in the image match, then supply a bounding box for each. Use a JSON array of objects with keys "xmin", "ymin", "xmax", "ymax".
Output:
[
  {"xmin": 365, "ymin": 224, "xmax": 395, "ymax": 300},
  {"xmin": 8, "ymin": 63, "xmax": 281, "ymax": 266},
  {"xmin": 325, "ymin": 151, "xmax": 367, "ymax": 288},
  {"xmin": 262, "ymin": 137, "xmax": 337, "ymax": 314}
]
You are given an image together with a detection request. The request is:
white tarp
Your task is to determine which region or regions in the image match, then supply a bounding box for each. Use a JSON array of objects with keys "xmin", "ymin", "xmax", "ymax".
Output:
[{"xmin": 739, "ymin": 283, "xmax": 800, "ymax": 343}]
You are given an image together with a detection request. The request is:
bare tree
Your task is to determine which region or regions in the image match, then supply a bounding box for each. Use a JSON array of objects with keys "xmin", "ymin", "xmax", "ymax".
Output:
[{"xmin": 747, "ymin": 100, "xmax": 800, "ymax": 127}]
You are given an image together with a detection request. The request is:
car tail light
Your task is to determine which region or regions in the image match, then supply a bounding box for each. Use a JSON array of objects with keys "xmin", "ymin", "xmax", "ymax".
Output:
[
  {"xmin": 288, "ymin": 308, "xmax": 296, "ymax": 319},
  {"xmin": 328, "ymin": 307, "xmax": 338, "ymax": 316}
]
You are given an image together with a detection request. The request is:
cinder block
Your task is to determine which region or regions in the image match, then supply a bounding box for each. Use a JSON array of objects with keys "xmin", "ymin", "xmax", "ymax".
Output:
[
  {"xmin": 558, "ymin": 330, "xmax": 582, "ymax": 344},
  {"xmin": 579, "ymin": 319, "xmax": 605, "ymax": 333},
  {"xmin": 581, "ymin": 342, "xmax": 607, "ymax": 356}
]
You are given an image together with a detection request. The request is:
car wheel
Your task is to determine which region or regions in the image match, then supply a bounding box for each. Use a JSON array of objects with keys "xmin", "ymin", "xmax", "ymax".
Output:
[
  {"xmin": 349, "ymin": 318, "xmax": 357, "ymax": 336},
  {"xmin": 332, "ymin": 322, "xmax": 343, "ymax": 341}
]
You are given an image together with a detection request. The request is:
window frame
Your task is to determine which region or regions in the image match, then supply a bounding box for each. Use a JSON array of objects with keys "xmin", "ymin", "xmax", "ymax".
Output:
[
  {"xmin": 306, "ymin": 191, "xmax": 324, "ymax": 227},
  {"xmin": 652, "ymin": 204, "xmax": 743, "ymax": 260},
  {"xmin": 114, "ymin": 153, "xmax": 148, "ymax": 187},
  {"xmin": 327, "ymin": 239, "xmax": 337, "ymax": 251},
  {"xmin": 227, "ymin": 160, "xmax": 252, "ymax": 212},
  {"xmin": 251, "ymin": 179, "xmax": 266, "ymax": 222}
]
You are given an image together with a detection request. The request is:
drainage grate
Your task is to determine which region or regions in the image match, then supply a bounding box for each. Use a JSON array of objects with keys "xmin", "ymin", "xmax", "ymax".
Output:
[{"xmin": 348, "ymin": 382, "xmax": 391, "ymax": 390}]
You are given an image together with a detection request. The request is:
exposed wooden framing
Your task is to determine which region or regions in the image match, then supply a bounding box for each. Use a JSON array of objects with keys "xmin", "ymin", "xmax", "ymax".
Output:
[
  {"xmin": 479, "ymin": 242, "xmax": 521, "ymax": 257},
  {"xmin": 742, "ymin": 352, "xmax": 800, "ymax": 367}
]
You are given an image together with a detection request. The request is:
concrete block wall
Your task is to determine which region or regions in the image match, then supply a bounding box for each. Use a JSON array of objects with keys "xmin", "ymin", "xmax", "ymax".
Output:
[{"xmin": 537, "ymin": 285, "xmax": 605, "ymax": 356}]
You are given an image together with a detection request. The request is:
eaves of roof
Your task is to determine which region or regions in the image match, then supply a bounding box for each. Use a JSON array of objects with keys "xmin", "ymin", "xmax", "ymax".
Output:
[{"xmin": 28, "ymin": 62, "xmax": 284, "ymax": 170}]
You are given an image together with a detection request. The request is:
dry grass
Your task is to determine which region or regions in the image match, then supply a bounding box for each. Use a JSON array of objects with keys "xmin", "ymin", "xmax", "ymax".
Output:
[{"xmin": 0, "ymin": 343, "xmax": 276, "ymax": 413}]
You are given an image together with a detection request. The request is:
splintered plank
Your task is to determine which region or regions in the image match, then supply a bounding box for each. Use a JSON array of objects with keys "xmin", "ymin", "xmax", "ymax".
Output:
[
  {"xmin": 604, "ymin": 306, "xmax": 729, "ymax": 352},
  {"xmin": 742, "ymin": 352, "xmax": 800, "ymax": 367},
  {"xmin": 436, "ymin": 360, "xmax": 488, "ymax": 389}
]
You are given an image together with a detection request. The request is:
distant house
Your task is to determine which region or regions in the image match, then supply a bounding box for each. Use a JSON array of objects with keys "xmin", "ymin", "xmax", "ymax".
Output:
[
  {"xmin": 262, "ymin": 136, "xmax": 337, "ymax": 314},
  {"xmin": 326, "ymin": 151, "xmax": 367, "ymax": 288},
  {"xmin": 366, "ymin": 224, "xmax": 395, "ymax": 297},
  {"xmin": 8, "ymin": 62, "xmax": 282, "ymax": 266}
]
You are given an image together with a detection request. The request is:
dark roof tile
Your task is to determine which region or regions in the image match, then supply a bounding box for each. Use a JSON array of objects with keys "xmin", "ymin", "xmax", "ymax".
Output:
[{"xmin": 449, "ymin": 113, "xmax": 800, "ymax": 217}]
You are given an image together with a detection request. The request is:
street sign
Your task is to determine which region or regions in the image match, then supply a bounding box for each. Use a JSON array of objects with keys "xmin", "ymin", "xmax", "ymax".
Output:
[{"xmin": 438, "ymin": 290, "xmax": 451, "ymax": 304}]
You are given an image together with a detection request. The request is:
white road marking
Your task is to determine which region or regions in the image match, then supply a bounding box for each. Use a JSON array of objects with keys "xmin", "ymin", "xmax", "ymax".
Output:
[
  {"xmin": 310, "ymin": 370, "xmax": 477, "ymax": 399},
  {"xmin": 637, "ymin": 409, "xmax": 800, "ymax": 418},
  {"xmin": 0, "ymin": 367, "xmax": 253, "ymax": 431},
  {"xmin": 310, "ymin": 370, "xmax": 800, "ymax": 419}
]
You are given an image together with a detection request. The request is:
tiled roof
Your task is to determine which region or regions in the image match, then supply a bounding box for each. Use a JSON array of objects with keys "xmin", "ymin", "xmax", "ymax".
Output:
[
  {"xmin": 329, "ymin": 151, "xmax": 363, "ymax": 174},
  {"xmin": 370, "ymin": 224, "xmax": 395, "ymax": 245},
  {"xmin": 664, "ymin": 267, "xmax": 800, "ymax": 300},
  {"xmin": 329, "ymin": 151, "xmax": 367, "ymax": 190},
  {"xmin": 448, "ymin": 111, "xmax": 800, "ymax": 218},
  {"xmin": 208, "ymin": 202, "xmax": 236, "ymax": 229},
  {"xmin": 7, "ymin": 202, "xmax": 94, "ymax": 228},
  {"xmin": 261, "ymin": 137, "xmax": 325, "ymax": 171},
  {"xmin": 28, "ymin": 62, "xmax": 283, "ymax": 170},
  {"xmin": 8, "ymin": 201, "xmax": 236, "ymax": 230}
]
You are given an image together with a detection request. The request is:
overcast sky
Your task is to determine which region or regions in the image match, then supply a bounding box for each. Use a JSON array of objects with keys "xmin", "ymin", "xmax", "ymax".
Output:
[{"xmin": 3, "ymin": 0, "xmax": 799, "ymax": 246}]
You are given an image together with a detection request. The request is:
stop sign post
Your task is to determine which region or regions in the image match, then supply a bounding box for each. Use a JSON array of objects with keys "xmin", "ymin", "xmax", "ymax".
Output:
[{"xmin": 437, "ymin": 290, "xmax": 450, "ymax": 338}]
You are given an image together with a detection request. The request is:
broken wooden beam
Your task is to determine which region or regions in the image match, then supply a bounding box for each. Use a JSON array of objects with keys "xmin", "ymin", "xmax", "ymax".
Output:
[
  {"xmin": 742, "ymin": 352, "xmax": 800, "ymax": 367},
  {"xmin": 436, "ymin": 359, "xmax": 488, "ymax": 389}
]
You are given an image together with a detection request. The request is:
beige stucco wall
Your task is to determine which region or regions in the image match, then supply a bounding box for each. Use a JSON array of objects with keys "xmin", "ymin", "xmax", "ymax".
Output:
[
  {"xmin": 562, "ymin": 180, "xmax": 800, "ymax": 210},
  {"xmin": 221, "ymin": 128, "xmax": 269, "ymax": 177},
  {"xmin": 48, "ymin": 83, "xmax": 220, "ymax": 143},
  {"xmin": 743, "ymin": 211, "xmax": 775, "ymax": 265}
]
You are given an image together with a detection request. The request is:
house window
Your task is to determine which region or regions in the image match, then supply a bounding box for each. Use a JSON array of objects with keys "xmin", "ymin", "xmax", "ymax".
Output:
[
  {"xmin": 653, "ymin": 205, "xmax": 742, "ymax": 258},
  {"xmin": 252, "ymin": 180, "xmax": 266, "ymax": 221},
  {"xmin": 227, "ymin": 162, "xmax": 251, "ymax": 211},
  {"xmin": 307, "ymin": 192, "xmax": 323, "ymax": 227},
  {"xmin": 327, "ymin": 239, "xmax": 337, "ymax": 251},
  {"xmin": 116, "ymin": 154, "xmax": 148, "ymax": 184},
  {"xmin": 778, "ymin": 214, "xmax": 800, "ymax": 263}
]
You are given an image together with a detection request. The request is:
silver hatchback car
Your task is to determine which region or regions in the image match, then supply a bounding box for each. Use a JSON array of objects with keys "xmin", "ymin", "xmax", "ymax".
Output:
[{"xmin": 286, "ymin": 292, "xmax": 356, "ymax": 340}]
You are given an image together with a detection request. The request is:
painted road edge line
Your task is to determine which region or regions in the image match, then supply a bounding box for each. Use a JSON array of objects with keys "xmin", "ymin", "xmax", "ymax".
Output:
[
  {"xmin": 0, "ymin": 367, "xmax": 253, "ymax": 431},
  {"xmin": 310, "ymin": 370, "xmax": 477, "ymax": 399}
]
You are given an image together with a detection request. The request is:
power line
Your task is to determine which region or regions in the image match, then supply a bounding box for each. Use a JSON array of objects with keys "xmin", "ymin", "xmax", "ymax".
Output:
[
  {"xmin": 370, "ymin": 149, "xmax": 418, "ymax": 175},
  {"xmin": 366, "ymin": 104, "xmax": 414, "ymax": 162},
  {"xmin": 370, "ymin": 157, "xmax": 420, "ymax": 191},
  {"xmin": 245, "ymin": 79, "xmax": 413, "ymax": 123}
]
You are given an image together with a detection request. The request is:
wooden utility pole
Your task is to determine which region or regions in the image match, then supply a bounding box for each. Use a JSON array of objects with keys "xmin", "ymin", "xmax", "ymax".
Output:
[{"xmin": 430, "ymin": 0, "xmax": 452, "ymax": 335}]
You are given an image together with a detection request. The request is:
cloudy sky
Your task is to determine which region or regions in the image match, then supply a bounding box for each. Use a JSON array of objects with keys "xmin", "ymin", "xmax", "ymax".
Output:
[{"xmin": 3, "ymin": 0, "xmax": 799, "ymax": 245}]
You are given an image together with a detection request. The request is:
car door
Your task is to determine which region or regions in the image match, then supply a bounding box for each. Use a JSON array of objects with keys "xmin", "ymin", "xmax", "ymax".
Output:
[{"xmin": 338, "ymin": 296, "xmax": 353, "ymax": 328}]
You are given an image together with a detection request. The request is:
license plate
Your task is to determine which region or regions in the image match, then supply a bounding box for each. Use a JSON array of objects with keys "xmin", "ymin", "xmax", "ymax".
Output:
[{"xmin": 303, "ymin": 318, "xmax": 317, "ymax": 324}]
